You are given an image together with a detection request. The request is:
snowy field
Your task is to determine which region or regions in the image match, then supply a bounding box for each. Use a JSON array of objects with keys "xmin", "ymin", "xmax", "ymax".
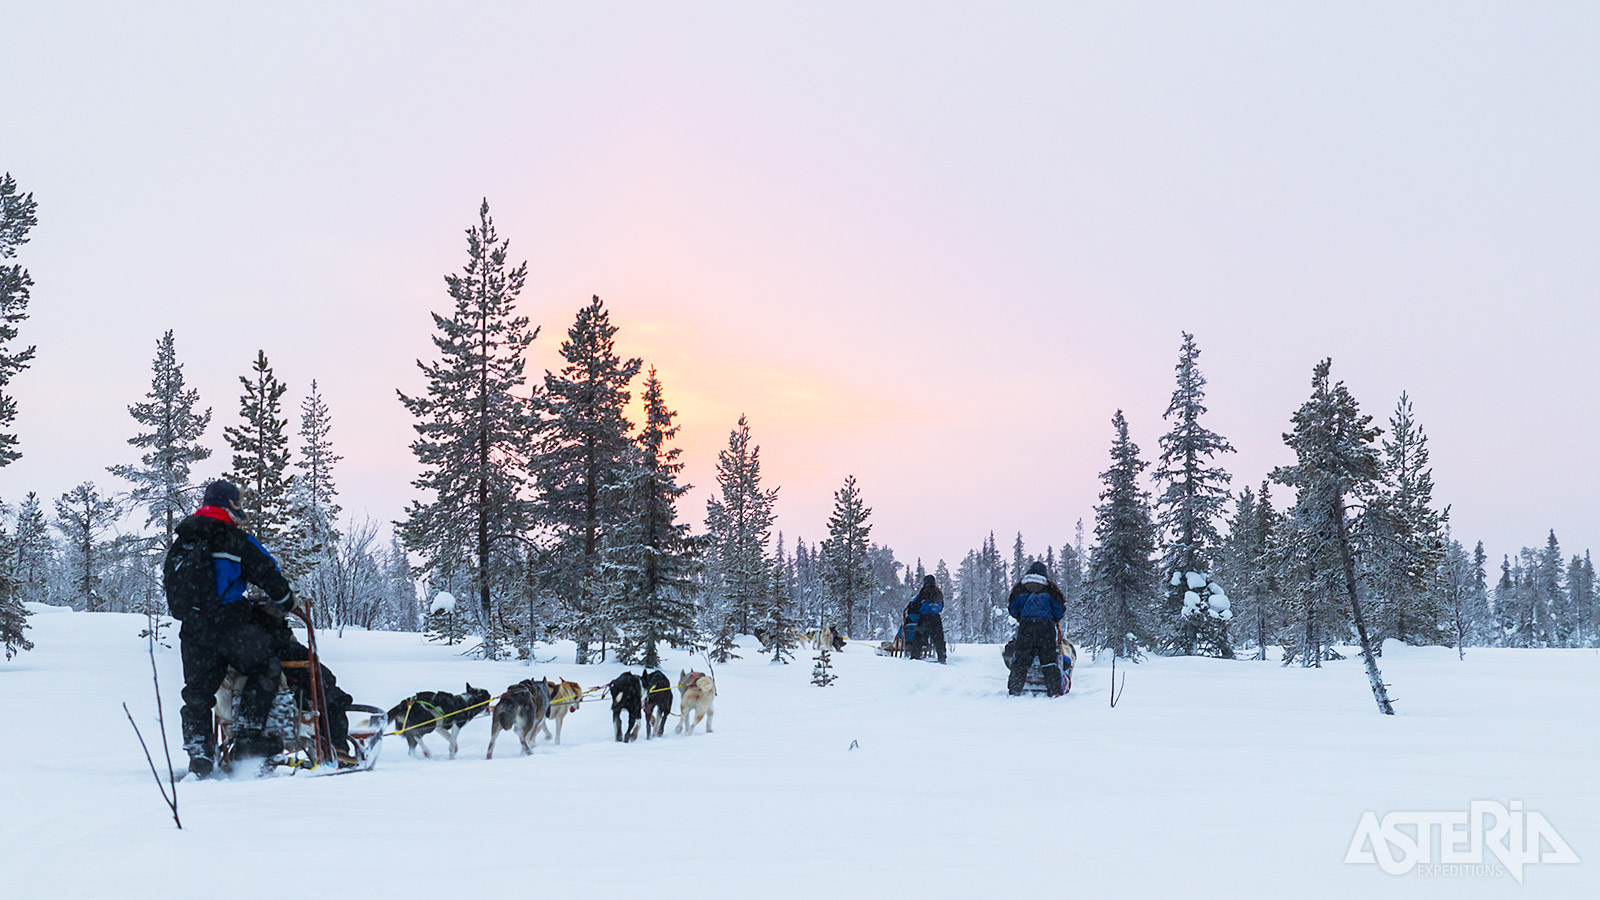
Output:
[{"xmin": 4, "ymin": 605, "xmax": 1596, "ymax": 899}]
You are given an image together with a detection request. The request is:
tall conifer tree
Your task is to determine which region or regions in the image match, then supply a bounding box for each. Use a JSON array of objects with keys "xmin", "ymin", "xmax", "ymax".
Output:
[
  {"xmin": 704, "ymin": 414, "xmax": 778, "ymax": 641},
  {"xmin": 821, "ymin": 475, "xmax": 872, "ymax": 636},
  {"xmin": 1085, "ymin": 410, "xmax": 1158, "ymax": 660},
  {"xmin": 0, "ymin": 174, "xmax": 38, "ymax": 466},
  {"xmin": 1153, "ymin": 332, "xmax": 1235, "ymax": 656},
  {"xmin": 601, "ymin": 368, "xmax": 702, "ymax": 667},
  {"xmin": 1272, "ymin": 359, "xmax": 1394, "ymax": 714},
  {"xmin": 533, "ymin": 296, "xmax": 640, "ymax": 664},
  {"xmin": 225, "ymin": 350, "xmax": 293, "ymax": 550},
  {"xmin": 109, "ymin": 331, "xmax": 212, "ymax": 551},
  {"xmin": 398, "ymin": 200, "xmax": 536, "ymax": 658},
  {"xmin": 54, "ymin": 482, "xmax": 114, "ymax": 612}
]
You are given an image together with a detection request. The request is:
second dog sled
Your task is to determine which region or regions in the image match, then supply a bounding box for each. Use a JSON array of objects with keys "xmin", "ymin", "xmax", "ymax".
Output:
[{"xmin": 1002, "ymin": 633, "xmax": 1078, "ymax": 696}]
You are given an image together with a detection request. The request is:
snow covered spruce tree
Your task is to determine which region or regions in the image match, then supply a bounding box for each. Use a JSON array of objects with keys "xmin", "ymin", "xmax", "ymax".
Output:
[
  {"xmin": 1218, "ymin": 482, "xmax": 1278, "ymax": 660},
  {"xmin": 0, "ymin": 173, "xmax": 38, "ymax": 468},
  {"xmin": 0, "ymin": 509, "xmax": 32, "ymax": 657},
  {"xmin": 703, "ymin": 413, "xmax": 778, "ymax": 657},
  {"xmin": 821, "ymin": 475, "xmax": 872, "ymax": 638},
  {"xmin": 1153, "ymin": 332, "xmax": 1235, "ymax": 657},
  {"xmin": 11, "ymin": 492, "xmax": 51, "ymax": 606},
  {"xmin": 533, "ymin": 295, "xmax": 641, "ymax": 664},
  {"xmin": 286, "ymin": 379, "xmax": 341, "ymax": 598},
  {"xmin": 1085, "ymin": 410, "xmax": 1158, "ymax": 660},
  {"xmin": 108, "ymin": 330, "xmax": 212, "ymax": 552},
  {"xmin": 763, "ymin": 538, "xmax": 801, "ymax": 663},
  {"xmin": 1272, "ymin": 359, "xmax": 1394, "ymax": 714},
  {"xmin": 225, "ymin": 350, "xmax": 293, "ymax": 553},
  {"xmin": 1568, "ymin": 551, "xmax": 1595, "ymax": 648},
  {"xmin": 54, "ymin": 482, "xmax": 115, "ymax": 611},
  {"xmin": 1361, "ymin": 393, "xmax": 1447, "ymax": 650},
  {"xmin": 398, "ymin": 200, "xmax": 537, "ymax": 659},
  {"xmin": 599, "ymin": 368, "xmax": 702, "ymax": 668}
]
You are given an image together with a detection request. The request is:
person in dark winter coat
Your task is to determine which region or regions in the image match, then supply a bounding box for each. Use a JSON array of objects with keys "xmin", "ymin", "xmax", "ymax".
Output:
[
  {"xmin": 901, "ymin": 597, "xmax": 919, "ymax": 653},
  {"xmin": 908, "ymin": 574, "xmax": 947, "ymax": 663},
  {"xmin": 1006, "ymin": 560, "xmax": 1065, "ymax": 696},
  {"xmin": 164, "ymin": 481, "xmax": 299, "ymax": 777}
]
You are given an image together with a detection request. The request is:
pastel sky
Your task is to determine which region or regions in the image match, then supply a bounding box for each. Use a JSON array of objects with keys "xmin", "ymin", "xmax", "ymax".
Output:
[{"xmin": 2, "ymin": 3, "xmax": 1596, "ymax": 571}]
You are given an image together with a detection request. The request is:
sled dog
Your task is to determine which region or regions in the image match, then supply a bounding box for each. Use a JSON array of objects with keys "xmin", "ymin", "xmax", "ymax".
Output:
[
  {"xmin": 609, "ymin": 671, "xmax": 643, "ymax": 742},
  {"xmin": 537, "ymin": 678, "xmax": 584, "ymax": 745},
  {"xmin": 641, "ymin": 669, "xmax": 673, "ymax": 739},
  {"xmin": 387, "ymin": 684, "xmax": 492, "ymax": 760},
  {"xmin": 674, "ymin": 670, "xmax": 715, "ymax": 736},
  {"xmin": 486, "ymin": 678, "xmax": 553, "ymax": 759}
]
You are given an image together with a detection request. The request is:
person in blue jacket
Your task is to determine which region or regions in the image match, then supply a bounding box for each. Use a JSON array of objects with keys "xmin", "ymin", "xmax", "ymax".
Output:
[
  {"xmin": 1007, "ymin": 561, "xmax": 1065, "ymax": 696},
  {"xmin": 163, "ymin": 481, "xmax": 299, "ymax": 777},
  {"xmin": 908, "ymin": 574, "xmax": 947, "ymax": 663}
]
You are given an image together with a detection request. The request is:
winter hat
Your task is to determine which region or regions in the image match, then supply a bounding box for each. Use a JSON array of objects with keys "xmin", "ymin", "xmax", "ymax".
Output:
[
  {"xmin": 923, "ymin": 574, "xmax": 937, "ymax": 588},
  {"xmin": 1022, "ymin": 560, "xmax": 1050, "ymax": 586},
  {"xmin": 200, "ymin": 480, "xmax": 246, "ymax": 521}
]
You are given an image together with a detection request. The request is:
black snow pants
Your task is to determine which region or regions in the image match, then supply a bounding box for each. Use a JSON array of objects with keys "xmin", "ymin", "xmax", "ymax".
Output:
[
  {"xmin": 179, "ymin": 609, "xmax": 282, "ymax": 756},
  {"xmin": 1007, "ymin": 618, "xmax": 1061, "ymax": 696},
  {"xmin": 263, "ymin": 616, "xmax": 352, "ymax": 753},
  {"xmin": 910, "ymin": 614, "xmax": 947, "ymax": 663}
]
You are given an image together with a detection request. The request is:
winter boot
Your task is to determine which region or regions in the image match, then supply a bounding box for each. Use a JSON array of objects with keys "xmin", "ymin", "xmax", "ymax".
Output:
[{"xmin": 186, "ymin": 750, "xmax": 215, "ymax": 780}]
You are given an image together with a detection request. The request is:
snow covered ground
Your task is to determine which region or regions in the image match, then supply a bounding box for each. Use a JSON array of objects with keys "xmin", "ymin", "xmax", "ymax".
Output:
[{"xmin": 5, "ymin": 605, "xmax": 1595, "ymax": 899}]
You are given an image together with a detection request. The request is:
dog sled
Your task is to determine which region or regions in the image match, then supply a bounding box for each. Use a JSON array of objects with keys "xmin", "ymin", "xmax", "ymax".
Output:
[
  {"xmin": 214, "ymin": 607, "xmax": 384, "ymax": 777},
  {"xmin": 1002, "ymin": 634, "xmax": 1078, "ymax": 696}
]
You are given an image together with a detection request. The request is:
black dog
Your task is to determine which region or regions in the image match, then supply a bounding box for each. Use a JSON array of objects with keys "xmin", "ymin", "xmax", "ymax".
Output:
[
  {"xmin": 609, "ymin": 672, "xmax": 642, "ymax": 742},
  {"xmin": 387, "ymin": 683, "xmax": 493, "ymax": 759},
  {"xmin": 641, "ymin": 669, "xmax": 673, "ymax": 739}
]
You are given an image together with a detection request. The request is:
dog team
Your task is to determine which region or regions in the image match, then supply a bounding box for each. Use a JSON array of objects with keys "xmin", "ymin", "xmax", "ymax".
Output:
[{"xmin": 385, "ymin": 668, "xmax": 714, "ymax": 760}]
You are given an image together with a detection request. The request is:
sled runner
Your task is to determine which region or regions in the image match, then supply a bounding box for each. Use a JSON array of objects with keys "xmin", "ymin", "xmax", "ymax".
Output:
[{"xmin": 215, "ymin": 607, "xmax": 384, "ymax": 777}]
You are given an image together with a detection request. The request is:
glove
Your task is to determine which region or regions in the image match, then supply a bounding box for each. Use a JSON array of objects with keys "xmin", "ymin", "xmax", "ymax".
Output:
[{"xmin": 270, "ymin": 592, "xmax": 298, "ymax": 616}]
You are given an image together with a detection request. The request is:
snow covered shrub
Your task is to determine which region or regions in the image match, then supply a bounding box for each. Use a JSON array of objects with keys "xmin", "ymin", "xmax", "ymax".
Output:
[{"xmin": 1175, "ymin": 571, "xmax": 1234, "ymax": 659}]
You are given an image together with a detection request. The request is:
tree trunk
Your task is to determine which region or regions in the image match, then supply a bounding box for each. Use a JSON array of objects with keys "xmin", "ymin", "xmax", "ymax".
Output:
[{"xmin": 1335, "ymin": 494, "xmax": 1395, "ymax": 714}]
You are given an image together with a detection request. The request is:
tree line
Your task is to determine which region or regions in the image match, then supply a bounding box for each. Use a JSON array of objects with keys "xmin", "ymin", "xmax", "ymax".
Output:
[{"xmin": 2, "ymin": 189, "xmax": 1594, "ymax": 693}]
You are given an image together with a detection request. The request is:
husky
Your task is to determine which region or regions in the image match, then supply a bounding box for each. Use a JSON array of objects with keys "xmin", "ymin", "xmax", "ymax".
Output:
[
  {"xmin": 486, "ymin": 678, "xmax": 553, "ymax": 759},
  {"xmin": 537, "ymin": 678, "xmax": 584, "ymax": 745},
  {"xmin": 640, "ymin": 669, "xmax": 672, "ymax": 739},
  {"xmin": 609, "ymin": 671, "xmax": 643, "ymax": 742},
  {"xmin": 806, "ymin": 624, "xmax": 846, "ymax": 652},
  {"xmin": 386, "ymin": 683, "xmax": 492, "ymax": 759},
  {"xmin": 674, "ymin": 670, "xmax": 715, "ymax": 736}
]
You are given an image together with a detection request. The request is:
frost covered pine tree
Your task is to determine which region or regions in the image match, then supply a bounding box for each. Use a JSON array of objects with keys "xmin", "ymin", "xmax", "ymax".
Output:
[
  {"xmin": 0, "ymin": 507, "xmax": 32, "ymax": 657},
  {"xmin": 1153, "ymin": 332, "xmax": 1236, "ymax": 657},
  {"xmin": 533, "ymin": 296, "xmax": 641, "ymax": 664},
  {"xmin": 286, "ymin": 379, "xmax": 342, "ymax": 591},
  {"xmin": 54, "ymin": 482, "xmax": 115, "ymax": 612},
  {"xmin": 821, "ymin": 475, "xmax": 872, "ymax": 637},
  {"xmin": 108, "ymin": 330, "xmax": 212, "ymax": 551},
  {"xmin": 1271, "ymin": 359, "xmax": 1394, "ymax": 714},
  {"xmin": 600, "ymin": 368, "xmax": 702, "ymax": 668},
  {"xmin": 11, "ymin": 492, "xmax": 51, "ymax": 605},
  {"xmin": 225, "ymin": 350, "xmax": 293, "ymax": 552},
  {"xmin": 703, "ymin": 413, "xmax": 778, "ymax": 654},
  {"xmin": 1363, "ymin": 393, "xmax": 1447, "ymax": 649},
  {"xmin": 1568, "ymin": 551, "xmax": 1596, "ymax": 648},
  {"xmin": 1085, "ymin": 410, "xmax": 1158, "ymax": 660},
  {"xmin": 0, "ymin": 173, "xmax": 39, "ymax": 467},
  {"xmin": 398, "ymin": 200, "xmax": 536, "ymax": 660},
  {"xmin": 762, "ymin": 536, "xmax": 801, "ymax": 663},
  {"xmin": 1219, "ymin": 482, "xmax": 1278, "ymax": 660}
]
